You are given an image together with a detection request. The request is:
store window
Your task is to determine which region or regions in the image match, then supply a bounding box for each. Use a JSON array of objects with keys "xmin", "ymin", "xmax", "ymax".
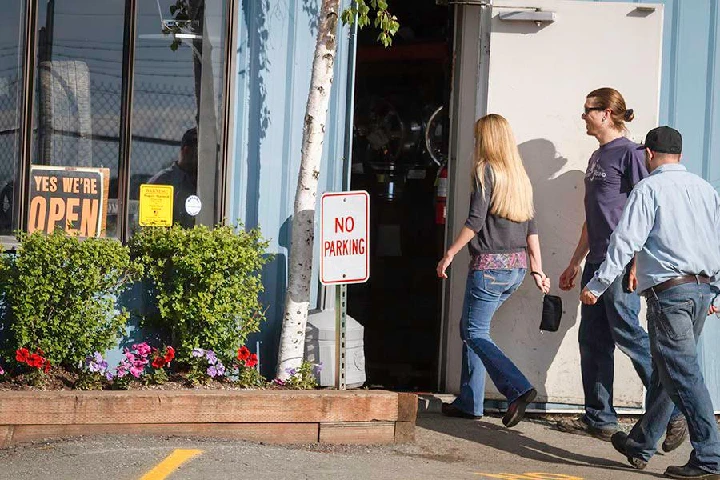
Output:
[
  {"xmin": 5, "ymin": 0, "xmax": 233, "ymax": 242},
  {"xmin": 31, "ymin": 0, "xmax": 126, "ymax": 238},
  {"xmin": 129, "ymin": 0, "xmax": 228, "ymax": 232},
  {"xmin": 0, "ymin": 1, "xmax": 27, "ymax": 237}
]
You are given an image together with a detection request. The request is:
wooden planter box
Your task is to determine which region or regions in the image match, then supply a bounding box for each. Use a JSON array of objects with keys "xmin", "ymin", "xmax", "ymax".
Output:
[{"xmin": 0, "ymin": 390, "xmax": 417, "ymax": 447}]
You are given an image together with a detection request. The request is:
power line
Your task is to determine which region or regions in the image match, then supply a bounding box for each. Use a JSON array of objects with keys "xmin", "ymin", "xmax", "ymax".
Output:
[{"xmin": 51, "ymin": 52, "xmax": 193, "ymax": 65}]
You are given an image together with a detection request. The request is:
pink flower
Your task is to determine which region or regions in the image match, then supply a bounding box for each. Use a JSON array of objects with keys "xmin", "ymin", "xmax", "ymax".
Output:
[
  {"xmin": 129, "ymin": 366, "xmax": 143, "ymax": 378},
  {"xmin": 133, "ymin": 343, "xmax": 152, "ymax": 357},
  {"xmin": 0, "ymin": 366, "xmax": 4, "ymax": 375}
]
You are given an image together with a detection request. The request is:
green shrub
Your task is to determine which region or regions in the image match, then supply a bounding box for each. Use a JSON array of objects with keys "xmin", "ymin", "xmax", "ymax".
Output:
[
  {"xmin": 0, "ymin": 231, "xmax": 140, "ymax": 367},
  {"xmin": 129, "ymin": 225, "xmax": 269, "ymax": 365}
]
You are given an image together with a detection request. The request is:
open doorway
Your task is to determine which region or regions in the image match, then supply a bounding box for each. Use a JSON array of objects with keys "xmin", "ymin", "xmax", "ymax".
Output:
[{"xmin": 347, "ymin": 1, "xmax": 452, "ymax": 391}]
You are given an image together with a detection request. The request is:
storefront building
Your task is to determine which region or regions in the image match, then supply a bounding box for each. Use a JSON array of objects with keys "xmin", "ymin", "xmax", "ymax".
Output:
[
  {"xmin": 2, "ymin": 0, "xmax": 720, "ymax": 412},
  {"xmin": 0, "ymin": 0, "xmax": 352, "ymax": 376}
]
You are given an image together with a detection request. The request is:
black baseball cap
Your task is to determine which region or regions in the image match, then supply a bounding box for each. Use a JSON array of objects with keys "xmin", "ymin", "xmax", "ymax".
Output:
[
  {"xmin": 638, "ymin": 126, "xmax": 682, "ymax": 154},
  {"xmin": 181, "ymin": 127, "xmax": 198, "ymax": 148}
]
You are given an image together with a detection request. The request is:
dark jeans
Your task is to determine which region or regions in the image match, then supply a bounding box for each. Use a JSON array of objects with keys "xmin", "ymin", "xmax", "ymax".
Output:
[
  {"xmin": 452, "ymin": 269, "xmax": 534, "ymax": 416},
  {"xmin": 624, "ymin": 283, "xmax": 720, "ymax": 472},
  {"xmin": 579, "ymin": 262, "xmax": 680, "ymax": 429}
]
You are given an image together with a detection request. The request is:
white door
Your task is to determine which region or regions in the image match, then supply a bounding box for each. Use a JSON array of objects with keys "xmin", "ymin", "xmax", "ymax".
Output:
[{"xmin": 444, "ymin": 1, "xmax": 664, "ymax": 408}]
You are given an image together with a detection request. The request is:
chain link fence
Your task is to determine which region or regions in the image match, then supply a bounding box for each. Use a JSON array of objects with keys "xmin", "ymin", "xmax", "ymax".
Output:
[{"xmin": 0, "ymin": 77, "xmax": 198, "ymax": 195}]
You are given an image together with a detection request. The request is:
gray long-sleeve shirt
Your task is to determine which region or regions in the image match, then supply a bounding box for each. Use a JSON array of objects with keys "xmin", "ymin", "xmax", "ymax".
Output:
[{"xmin": 465, "ymin": 165, "xmax": 537, "ymax": 257}]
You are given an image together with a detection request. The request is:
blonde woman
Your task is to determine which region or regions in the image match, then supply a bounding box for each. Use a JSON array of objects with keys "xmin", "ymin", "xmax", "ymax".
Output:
[{"xmin": 437, "ymin": 114, "xmax": 550, "ymax": 427}]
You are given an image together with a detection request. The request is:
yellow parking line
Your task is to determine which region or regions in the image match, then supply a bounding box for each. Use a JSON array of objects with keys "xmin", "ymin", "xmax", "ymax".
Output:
[
  {"xmin": 474, "ymin": 474, "xmax": 583, "ymax": 480},
  {"xmin": 140, "ymin": 449, "xmax": 203, "ymax": 480}
]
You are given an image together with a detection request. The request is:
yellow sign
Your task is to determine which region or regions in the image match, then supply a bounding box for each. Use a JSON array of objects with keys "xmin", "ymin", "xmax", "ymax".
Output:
[{"xmin": 139, "ymin": 184, "xmax": 174, "ymax": 226}]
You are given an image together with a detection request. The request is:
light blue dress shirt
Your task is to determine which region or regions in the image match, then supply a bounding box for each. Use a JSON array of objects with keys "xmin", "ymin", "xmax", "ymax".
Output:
[{"xmin": 586, "ymin": 163, "xmax": 720, "ymax": 297}]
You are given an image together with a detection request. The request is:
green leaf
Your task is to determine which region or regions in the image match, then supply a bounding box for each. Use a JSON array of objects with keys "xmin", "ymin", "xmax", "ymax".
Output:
[{"xmin": 341, "ymin": 0, "xmax": 398, "ymax": 47}]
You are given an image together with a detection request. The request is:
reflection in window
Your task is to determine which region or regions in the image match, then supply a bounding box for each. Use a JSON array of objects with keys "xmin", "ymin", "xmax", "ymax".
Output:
[
  {"xmin": 0, "ymin": 1, "xmax": 26, "ymax": 236},
  {"xmin": 130, "ymin": 0, "xmax": 227, "ymax": 232},
  {"xmin": 33, "ymin": 0, "xmax": 126, "ymax": 238}
]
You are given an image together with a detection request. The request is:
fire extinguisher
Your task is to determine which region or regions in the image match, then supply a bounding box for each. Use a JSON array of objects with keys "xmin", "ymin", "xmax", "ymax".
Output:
[{"xmin": 435, "ymin": 163, "xmax": 448, "ymax": 225}]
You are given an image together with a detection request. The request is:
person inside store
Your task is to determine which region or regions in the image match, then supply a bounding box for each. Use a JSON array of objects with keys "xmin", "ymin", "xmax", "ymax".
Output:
[
  {"xmin": 148, "ymin": 126, "xmax": 198, "ymax": 228},
  {"xmin": 580, "ymin": 126, "xmax": 720, "ymax": 479},
  {"xmin": 436, "ymin": 113, "xmax": 550, "ymax": 427},
  {"xmin": 556, "ymin": 88, "xmax": 687, "ymax": 450}
]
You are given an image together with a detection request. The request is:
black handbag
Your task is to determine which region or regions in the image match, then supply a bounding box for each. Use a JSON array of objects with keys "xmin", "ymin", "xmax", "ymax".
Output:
[{"xmin": 540, "ymin": 294, "xmax": 563, "ymax": 332}]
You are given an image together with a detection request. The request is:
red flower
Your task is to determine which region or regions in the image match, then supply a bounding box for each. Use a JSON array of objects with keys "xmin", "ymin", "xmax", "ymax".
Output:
[
  {"xmin": 28, "ymin": 354, "xmax": 44, "ymax": 368},
  {"xmin": 237, "ymin": 346, "xmax": 250, "ymax": 361},
  {"xmin": 36, "ymin": 348, "xmax": 45, "ymax": 356},
  {"xmin": 164, "ymin": 346, "xmax": 175, "ymax": 363},
  {"xmin": 15, "ymin": 348, "xmax": 30, "ymax": 363},
  {"xmin": 245, "ymin": 353, "xmax": 258, "ymax": 368},
  {"xmin": 151, "ymin": 357, "xmax": 166, "ymax": 369},
  {"xmin": 43, "ymin": 360, "xmax": 51, "ymax": 374}
]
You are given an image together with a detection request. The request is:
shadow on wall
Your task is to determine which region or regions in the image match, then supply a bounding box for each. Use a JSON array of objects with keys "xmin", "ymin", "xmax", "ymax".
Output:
[
  {"xmin": 487, "ymin": 138, "xmax": 586, "ymax": 405},
  {"xmin": 241, "ymin": 0, "xmax": 272, "ymax": 230},
  {"xmin": 247, "ymin": 215, "xmax": 291, "ymax": 380},
  {"xmin": 300, "ymin": 0, "xmax": 319, "ymax": 37},
  {"xmin": 107, "ymin": 281, "xmax": 166, "ymax": 367}
]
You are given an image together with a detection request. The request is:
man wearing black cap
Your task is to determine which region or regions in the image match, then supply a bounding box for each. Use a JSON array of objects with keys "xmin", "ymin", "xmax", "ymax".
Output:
[
  {"xmin": 580, "ymin": 126, "xmax": 720, "ymax": 479},
  {"xmin": 148, "ymin": 127, "xmax": 198, "ymax": 228}
]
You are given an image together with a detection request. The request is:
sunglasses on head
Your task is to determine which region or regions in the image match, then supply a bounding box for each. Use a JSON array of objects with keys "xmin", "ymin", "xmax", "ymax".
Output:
[{"xmin": 583, "ymin": 106, "xmax": 605, "ymax": 115}]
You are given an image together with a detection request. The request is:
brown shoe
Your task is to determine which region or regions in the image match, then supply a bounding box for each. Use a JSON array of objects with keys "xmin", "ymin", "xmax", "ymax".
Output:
[
  {"xmin": 663, "ymin": 416, "xmax": 688, "ymax": 452},
  {"xmin": 556, "ymin": 415, "xmax": 618, "ymax": 441}
]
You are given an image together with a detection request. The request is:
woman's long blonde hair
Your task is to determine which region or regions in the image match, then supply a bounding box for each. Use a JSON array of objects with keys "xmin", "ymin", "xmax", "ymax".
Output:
[{"xmin": 474, "ymin": 114, "xmax": 534, "ymax": 222}]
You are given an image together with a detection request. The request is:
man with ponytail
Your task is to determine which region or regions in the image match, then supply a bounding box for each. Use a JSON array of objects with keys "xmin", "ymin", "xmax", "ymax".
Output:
[{"xmin": 558, "ymin": 88, "xmax": 686, "ymax": 450}]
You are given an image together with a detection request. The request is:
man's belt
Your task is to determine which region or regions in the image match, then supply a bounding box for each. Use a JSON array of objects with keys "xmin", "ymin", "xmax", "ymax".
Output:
[{"xmin": 642, "ymin": 274, "xmax": 712, "ymax": 298}]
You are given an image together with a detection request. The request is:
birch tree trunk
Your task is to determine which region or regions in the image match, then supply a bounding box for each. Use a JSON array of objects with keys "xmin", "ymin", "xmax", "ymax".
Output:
[{"xmin": 276, "ymin": 0, "xmax": 340, "ymax": 379}]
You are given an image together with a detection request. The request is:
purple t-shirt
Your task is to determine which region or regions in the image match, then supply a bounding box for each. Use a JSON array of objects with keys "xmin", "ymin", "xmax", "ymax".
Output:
[{"xmin": 584, "ymin": 136, "xmax": 648, "ymax": 263}]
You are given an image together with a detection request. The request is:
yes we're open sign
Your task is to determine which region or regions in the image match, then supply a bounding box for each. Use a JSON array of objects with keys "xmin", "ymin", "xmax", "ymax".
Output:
[{"xmin": 27, "ymin": 166, "xmax": 110, "ymax": 237}]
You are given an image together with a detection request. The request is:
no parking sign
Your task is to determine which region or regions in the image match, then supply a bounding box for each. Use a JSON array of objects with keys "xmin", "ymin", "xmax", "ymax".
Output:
[{"xmin": 320, "ymin": 190, "xmax": 370, "ymax": 285}]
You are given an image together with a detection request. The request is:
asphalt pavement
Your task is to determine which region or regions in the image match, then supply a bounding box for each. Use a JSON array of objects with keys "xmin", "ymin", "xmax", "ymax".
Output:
[{"xmin": 0, "ymin": 410, "xmax": 697, "ymax": 479}]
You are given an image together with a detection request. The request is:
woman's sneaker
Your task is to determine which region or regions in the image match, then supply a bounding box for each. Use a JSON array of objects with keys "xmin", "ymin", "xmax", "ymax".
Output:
[{"xmin": 556, "ymin": 415, "xmax": 618, "ymax": 441}]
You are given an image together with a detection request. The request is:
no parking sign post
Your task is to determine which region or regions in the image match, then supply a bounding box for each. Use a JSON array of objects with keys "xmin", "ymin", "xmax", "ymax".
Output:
[{"xmin": 320, "ymin": 191, "xmax": 370, "ymax": 389}]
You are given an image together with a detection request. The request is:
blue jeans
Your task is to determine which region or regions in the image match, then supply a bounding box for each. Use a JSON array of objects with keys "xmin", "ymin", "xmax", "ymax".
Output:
[
  {"xmin": 624, "ymin": 283, "xmax": 720, "ymax": 472},
  {"xmin": 579, "ymin": 262, "xmax": 675, "ymax": 429},
  {"xmin": 452, "ymin": 268, "xmax": 534, "ymax": 416}
]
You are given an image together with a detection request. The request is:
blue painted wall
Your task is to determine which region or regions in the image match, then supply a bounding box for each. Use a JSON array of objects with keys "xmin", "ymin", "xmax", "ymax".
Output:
[
  {"xmin": 227, "ymin": 0, "xmax": 352, "ymax": 377},
  {"xmin": 587, "ymin": 0, "xmax": 720, "ymax": 408}
]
